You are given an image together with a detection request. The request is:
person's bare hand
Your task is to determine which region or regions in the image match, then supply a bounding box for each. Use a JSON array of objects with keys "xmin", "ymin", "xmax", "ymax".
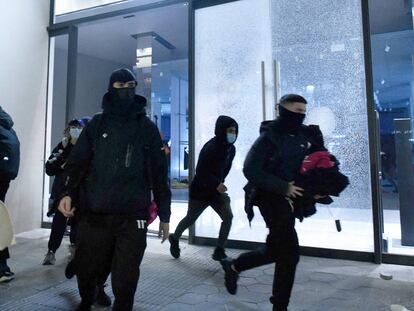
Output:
[
  {"xmin": 58, "ymin": 196, "xmax": 76, "ymax": 218},
  {"xmin": 217, "ymin": 183, "xmax": 228, "ymax": 194},
  {"xmin": 286, "ymin": 182, "xmax": 304, "ymax": 198},
  {"xmin": 159, "ymin": 222, "xmax": 170, "ymax": 243}
]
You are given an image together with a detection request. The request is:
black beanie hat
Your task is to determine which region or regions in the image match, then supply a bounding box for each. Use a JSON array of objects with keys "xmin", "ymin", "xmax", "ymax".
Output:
[
  {"xmin": 279, "ymin": 94, "xmax": 307, "ymax": 105},
  {"xmin": 108, "ymin": 68, "xmax": 137, "ymax": 91}
]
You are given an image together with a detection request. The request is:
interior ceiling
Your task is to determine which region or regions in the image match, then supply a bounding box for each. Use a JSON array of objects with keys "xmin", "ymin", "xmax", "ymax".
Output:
[{"xmin": 57, "ymin": 2, "xmax": 188, "ymax": 66}]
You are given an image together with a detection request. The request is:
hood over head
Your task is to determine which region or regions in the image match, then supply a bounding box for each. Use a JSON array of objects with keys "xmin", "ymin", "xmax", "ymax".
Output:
[
  {"xmin": 0, "ymin": 106, "xmax": 14, "ymax": 129},
  {"xmin": 214, "ymin": 115, "xmax": 238, "ymax": 144}
]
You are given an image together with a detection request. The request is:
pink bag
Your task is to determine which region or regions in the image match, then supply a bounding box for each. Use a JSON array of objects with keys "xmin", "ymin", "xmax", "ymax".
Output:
[{"xmin": 148, "ymin": 201, "xmax": 158, "ymax": 225}]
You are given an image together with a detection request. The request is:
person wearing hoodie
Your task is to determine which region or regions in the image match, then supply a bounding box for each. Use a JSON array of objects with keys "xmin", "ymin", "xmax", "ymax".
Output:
[
  {"xmin": 43, "ymin": 119, "xmax": 83, "ymax": 266},
  {"xmin": 57, "ymin": 68, "xmax": 171, "ymax": 311},
  {"xmin": 169, "ymin": 115, "xmax": 238, "ymax": 261},
  {"xmin": 221, "ymin": 94, "xmax": 312, "ymax": 311},
  {"xmin": 0, "ymin": 106, "xmax": 20, "ymax": 283}
]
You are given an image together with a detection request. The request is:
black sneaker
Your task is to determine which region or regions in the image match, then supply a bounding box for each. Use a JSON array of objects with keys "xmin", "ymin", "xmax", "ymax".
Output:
[
  {"xmin": 169, "ymin": 234, "xmax": 180, "ymax": 259},
  {"xmin": 212, "ymin": 247, "xmax": 227, "ymax": 261},
  {"xmin": 65, "ymin": 259, "xmax": 76, "ymax": 279},
  {"xmin": 95, "ymin": 284, "xmax": 112, "ymax": 307},
  {"xmin": 0, "ymin": 271, "xmax": 15, "ymax": 283},
  {"xmin": 221, "ymin": 258, "xmax": 239, "ymax": 295}
]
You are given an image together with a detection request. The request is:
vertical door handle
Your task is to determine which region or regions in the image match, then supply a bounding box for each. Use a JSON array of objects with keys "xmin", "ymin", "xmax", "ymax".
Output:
[
  {"xmin": 261, "ymin": 61, "xmax": 266, "ymax": 121},
  {"xmin": 273, "ymin": 60, "xmax": 281, "ymax": 118}
]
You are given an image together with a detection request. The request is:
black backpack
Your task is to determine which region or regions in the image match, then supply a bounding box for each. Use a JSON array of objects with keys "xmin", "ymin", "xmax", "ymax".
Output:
[{"xmin": 0, "ymin": 125, "xmax": 20, "ymax": 180}]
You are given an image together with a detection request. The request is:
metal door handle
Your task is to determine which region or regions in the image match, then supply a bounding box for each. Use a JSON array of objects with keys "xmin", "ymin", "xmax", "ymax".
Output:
[
  {"xmin": 273, "ymin": 59, "xmax": 281, "ymax": 106},
  {"xmin": 261, "ymin": 61, "xmax": 266, "ymax": 121}
]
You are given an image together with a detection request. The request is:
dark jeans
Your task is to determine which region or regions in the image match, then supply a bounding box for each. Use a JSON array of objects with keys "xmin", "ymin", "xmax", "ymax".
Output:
[
  {"xmin": 234, "ymin": 214, "xmax": 299, "ymax": 310},
  {"xmin": 174, "ymin": 193, "xmax": 233, "ymax": 249},
  {"xmin": 75, "ymin": 215, "xmax": 147, "ymax": 311},
  {"xmin": 48, "ymin": 209, "xmax": 78, "ymax": 253},
  {"xmin": 0, "ymin": 177, "xmax": 10, "ymax": 272}
]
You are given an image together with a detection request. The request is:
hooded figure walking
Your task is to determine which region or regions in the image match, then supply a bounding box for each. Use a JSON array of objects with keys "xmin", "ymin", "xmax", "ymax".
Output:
[
  {"xmin": 169, "ymin": 116, "xmax": 238, "ymax": 261},
  {"xmin": 58, "ymin": 68, "xmax": 171, "ymax": 311}
]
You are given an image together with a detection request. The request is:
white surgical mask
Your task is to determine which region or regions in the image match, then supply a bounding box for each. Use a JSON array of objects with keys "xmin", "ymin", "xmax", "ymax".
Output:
[
  {"xmin": 227, "ymin": 133, "xmax": 237, "ymax": 144},
  {"xmin": 70, "ymin": 128, "xmax": 82, "ymax": 140}
]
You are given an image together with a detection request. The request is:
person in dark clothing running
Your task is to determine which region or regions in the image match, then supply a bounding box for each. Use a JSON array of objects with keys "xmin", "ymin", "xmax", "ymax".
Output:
[
  {"xmin": 43, "ymin": 119, "xmax": 83, "ymax": 265},
  {"xmin": 0, "ymin": 106, "xmax": 19, "ymax": 283},
  {"xmin": 221, "ymin": 94, "xmax": 320, "ymax": 311},
  {"xmin": 58, "ymin": 68, "xmax": 171, "ymax": 311},
  {"xmin": 169, "ymin": 116, "xmax": 238, "ymax": 261}
]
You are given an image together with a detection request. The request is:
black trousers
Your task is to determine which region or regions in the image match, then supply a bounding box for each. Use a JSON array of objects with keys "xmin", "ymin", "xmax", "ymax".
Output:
[
  {"xmin": 48, "ymin": 209, "xmax": 78, "ymax": 252},
  {"xmin": 75, "ymin": 215, "xmax": 147, "ymax": 311},
  {"xmin": 234, "ymin": 214, "xmax": 299, "ymax": 310},
  {"xmin": 0, "ymin": 178, "xmax": 10, "ymax": 266},
  {"xmin": 174, "ymin": 193, "xmax": 233, "ymax": 249}
]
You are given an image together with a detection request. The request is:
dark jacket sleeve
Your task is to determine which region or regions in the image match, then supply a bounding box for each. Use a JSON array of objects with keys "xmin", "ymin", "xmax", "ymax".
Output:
[
  {"xmin": 148, "ymin": 122, "xmax": 171, "ymax": 223},
  {"xmin": 61, "ymin": 120, "xmax": 95, "ymax": 200},
  {"xmin": 222, "ymin": 145, "xmax": 236, "ymax": 181},
  {"xmin": 196, "ymin": 142, "xmax": 222, "ymax": 189},
  {"xmin": 45, "ymin": 143, "xmax": 67, "ymax": 176},
  {"xmin": 243, "ymin": 134, "xmax": 289, "ymax": 195}
]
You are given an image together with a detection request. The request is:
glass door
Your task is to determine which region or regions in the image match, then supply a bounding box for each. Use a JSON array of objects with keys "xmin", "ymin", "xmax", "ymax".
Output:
[{"xmin": 194, "ymin": 0, "xmax": 374, "ymax": 252}]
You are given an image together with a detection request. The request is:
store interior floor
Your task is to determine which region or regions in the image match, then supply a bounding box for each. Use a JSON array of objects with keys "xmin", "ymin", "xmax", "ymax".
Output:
[{"xmin": 1, "ymin": 229, "xmax": 414, "ymax": 310}]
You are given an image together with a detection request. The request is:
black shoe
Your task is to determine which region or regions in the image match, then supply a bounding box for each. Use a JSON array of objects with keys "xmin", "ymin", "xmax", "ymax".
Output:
[
  {"xmin": 212, "ymin": 247, "xmax": 227, "ymax": 261},
  {"xmin": 169, "ymin": 234, "xmax": 180, "ymax": 259},
  {"xmin": 65, "ymin": 259, "xmax": 76, "ymax": 279},
  {"xmin": 221, "ymin": 258, "xmax": 239, "ymax": 295},
  {"xmin": 95, "ymin": 284, "xmax": 112, "ymax": 307},
  {"xmin": 76, "ymin": 302, "xmax": 92, "ymax": 311}
]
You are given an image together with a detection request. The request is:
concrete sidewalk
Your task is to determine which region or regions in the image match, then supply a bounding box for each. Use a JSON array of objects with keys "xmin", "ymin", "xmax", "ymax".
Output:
[{"xmin": 0, "ymin": 229, "xmax": 414, "ymax": 310}]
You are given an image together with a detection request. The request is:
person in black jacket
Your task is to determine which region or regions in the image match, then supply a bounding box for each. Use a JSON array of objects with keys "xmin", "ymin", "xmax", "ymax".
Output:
[
  {"xmin": 58, "ymin": 68, "xmax": 171, "ymax": 311},
  {"xmin": 169, "ymin": 116, "xmax": 238, "ymax": 261},
  {"xmin": 43, "ymin": 119, "xmax": 83, "ymax": 266},
  {"xmin": 0, "ymin": 106, "xmax": 19, "ymax": 283},
  {"xmin": 221, "ymin": 94, "xmax": 320, "ymax": 311}
]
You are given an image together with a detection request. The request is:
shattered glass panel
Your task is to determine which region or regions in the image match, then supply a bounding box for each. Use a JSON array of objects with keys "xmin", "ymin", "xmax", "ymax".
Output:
[
  {"xmin": 194, "ymin": 0, "xmax": 373, "ymax": 251},
  {"xmin": 194, "ymin": 0, "xmax": 272, "ymax": 243}
]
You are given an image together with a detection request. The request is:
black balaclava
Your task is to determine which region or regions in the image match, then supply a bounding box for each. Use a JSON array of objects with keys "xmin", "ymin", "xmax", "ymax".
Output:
[
  {"xmin": 108, "ymin": 68, "xmax": 137, "ymax": 116},
  {"xmin": 278, "ymin": 94, "xmax": 307, "ymax": 133}
]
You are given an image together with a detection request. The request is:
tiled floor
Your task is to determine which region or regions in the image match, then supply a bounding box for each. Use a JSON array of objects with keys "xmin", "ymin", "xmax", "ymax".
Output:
[{"xmin": 1, "ymin": 229, "xmax": 414, "ymax": 310}]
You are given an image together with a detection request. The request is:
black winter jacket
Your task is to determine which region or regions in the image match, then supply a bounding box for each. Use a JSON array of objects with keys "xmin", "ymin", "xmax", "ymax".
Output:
[
  {"xmin": 46, "ymin": 141, "xmax": 74, "ymax": 216},
  {"xmin": 190, "ymin": 116, "xmax": 238, "ymax": 200},
  {"xmin": 0, "ymin": 106, "xmax": 20, "ymax": 180},
  {"xmin": 243, "ymin": 120, "xmax": 309, "ymax": 225},
  {"xmin": 63, "ymin": 93, "xmax": 171, "ymax": 223}
]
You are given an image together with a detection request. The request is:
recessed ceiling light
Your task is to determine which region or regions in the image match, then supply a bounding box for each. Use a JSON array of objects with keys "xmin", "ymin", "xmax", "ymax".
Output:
[
  {"xmin": 381, "ymin": 79, "xmax": 385, "ymax": 85},
  {"xmin": 384, "ymin": 45, "xmax": 391, "ymax": 53}
]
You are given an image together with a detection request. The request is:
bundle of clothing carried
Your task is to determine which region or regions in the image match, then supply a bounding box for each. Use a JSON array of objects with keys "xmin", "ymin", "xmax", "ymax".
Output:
[
  {"xmin": 243, "ymin": 123, "xmax": 349, "ymax": 225},
  {"xmin": 293, "ymin": 125, "xmax": 349, "ymax": 222}
]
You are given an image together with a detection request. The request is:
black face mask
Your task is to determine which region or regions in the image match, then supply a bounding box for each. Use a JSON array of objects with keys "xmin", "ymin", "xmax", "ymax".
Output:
[
  {"xmin": 110, "ymin": 88, "xmax": 135, "ymax": 116},
  {"xmin": 278, "ymin": 105, "xmax": 306, "ymax": 133}
]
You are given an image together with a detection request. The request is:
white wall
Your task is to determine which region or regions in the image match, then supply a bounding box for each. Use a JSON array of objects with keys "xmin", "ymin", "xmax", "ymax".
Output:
[{"xmin": 0, "ymin": 0, "xmax": 50, "ymax": 233}]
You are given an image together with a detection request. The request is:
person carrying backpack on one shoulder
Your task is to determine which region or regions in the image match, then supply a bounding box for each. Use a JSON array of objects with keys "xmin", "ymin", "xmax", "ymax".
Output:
[
  {"xmin": 169, "ymin": 115, "xmax": 238, "ymax": 261},
  {"xmin": 221, "ymin": 94, "xmax": 325, "ymax": 311},
  {"xmin": 0, "ymin": 105, "xmax": 20, "ymax": 283},
  {"xmin": 57, "ymin": 68, "xmax": 171, "ymax": 311}
]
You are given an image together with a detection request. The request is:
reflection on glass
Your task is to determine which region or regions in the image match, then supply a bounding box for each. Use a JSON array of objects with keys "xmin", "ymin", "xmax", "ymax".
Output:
[{"xmin": 370, "ymin": 1, "xmax": 414, "ymax": 255}]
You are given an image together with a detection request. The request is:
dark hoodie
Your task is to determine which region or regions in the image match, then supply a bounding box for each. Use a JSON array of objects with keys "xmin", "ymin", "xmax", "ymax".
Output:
[
  {"xmin": 0, "ymin": 106, "xmax": 20, "ymax": 180},
  {"xmin": 190, "ymin": 116, "xmax": 238, "ymax": 200},
  {"xmin": 62, "ymin": 93, "xmax": 171, "ymax": 222}
]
